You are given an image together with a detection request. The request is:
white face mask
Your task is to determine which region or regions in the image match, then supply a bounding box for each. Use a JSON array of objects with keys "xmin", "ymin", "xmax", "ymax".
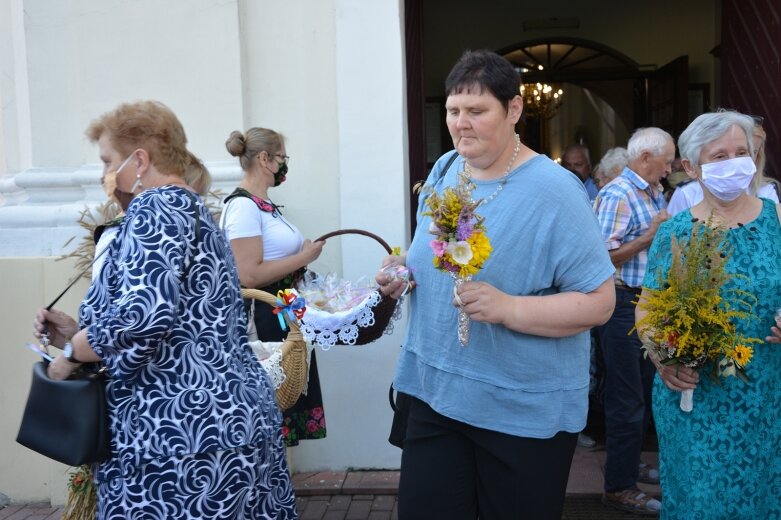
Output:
[{"xmin": 699, "ymin": 156, "xmax": 756, "ymax": 201}]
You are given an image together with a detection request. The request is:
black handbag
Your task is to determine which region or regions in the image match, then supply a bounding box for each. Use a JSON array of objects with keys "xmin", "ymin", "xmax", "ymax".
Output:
[
  {"xmin": 16, "ymin": 361, "xmax": 111, "ymax": 466},
  {"xmin": 16, "ymin": 190, "xmax": 202, "ymax": 466},
  {"xmin": 388, "ymin": 384, "xmax": 412, "ymax": 449}
]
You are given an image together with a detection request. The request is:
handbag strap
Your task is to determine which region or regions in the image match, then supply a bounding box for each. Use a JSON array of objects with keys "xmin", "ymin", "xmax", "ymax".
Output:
[
  {"xmin": 45, "ymin": 247, "xmax": 109, "ymax": 311},
  {"xmin": 430, "ymin": 151, "xmax": 460, "ymax": 188}
]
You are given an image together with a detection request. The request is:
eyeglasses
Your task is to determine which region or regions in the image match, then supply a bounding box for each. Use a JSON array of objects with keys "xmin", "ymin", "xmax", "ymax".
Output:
[{"xmin": 274, "ymin": 154, "xmax": 290, "ymax": 164}]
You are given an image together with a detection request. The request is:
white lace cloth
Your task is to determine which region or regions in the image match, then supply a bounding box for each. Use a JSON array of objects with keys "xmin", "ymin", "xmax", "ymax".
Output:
[
  {"xmin": 299, "ymin": 290, "xmax": 401, "ymax": 348},
  {"xmin": 249, "ymin": 339, "xmax": 314, "ymax": 396}
]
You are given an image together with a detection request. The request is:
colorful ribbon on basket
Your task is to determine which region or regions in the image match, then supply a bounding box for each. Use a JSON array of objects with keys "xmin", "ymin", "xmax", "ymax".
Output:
[{"xmin": 272, "ymin": 289, "xmax": 307, "ymax": 331}]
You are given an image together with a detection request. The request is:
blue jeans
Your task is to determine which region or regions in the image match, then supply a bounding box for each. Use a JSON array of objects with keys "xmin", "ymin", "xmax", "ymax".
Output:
[{"xmin": 600, "ymin": 286, "xmax": 656, "ymax": 492}]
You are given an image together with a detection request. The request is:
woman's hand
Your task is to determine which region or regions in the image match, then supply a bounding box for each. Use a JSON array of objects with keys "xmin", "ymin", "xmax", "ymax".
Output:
[
  {"xmin": 33, "ymin": 308, "xmax": 78, "ymax": 348},
  {"xmin": 456, "ymin": 281, "xmax": 512, "ymax": 324},
  {"xmin": 300, "ymin": 239, "xmax": 324, "ymax": 265},
  {"xmin": 647, "ymin": 349, "xmax": 699, "ymax": 392},
  {"xmin": 46, "ymin": 354, "xmax": 81, "ymax": 381},
  {"xmin": 376, "ymin": 254, "xmax": 413, "ymax": 299},
  {"xmin": 765, "ymin": 325, "xmax": 781, "ymax": 343}
]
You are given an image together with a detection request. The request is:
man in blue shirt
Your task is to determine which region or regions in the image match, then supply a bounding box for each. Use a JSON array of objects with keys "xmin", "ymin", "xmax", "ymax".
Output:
[
  {"xmin": 563, "ymin": 143, "xmax": 599, "ymax": 201},
  {"xmin": 594, "ymin": 127, "xmax": 674, "ymax": 516}
]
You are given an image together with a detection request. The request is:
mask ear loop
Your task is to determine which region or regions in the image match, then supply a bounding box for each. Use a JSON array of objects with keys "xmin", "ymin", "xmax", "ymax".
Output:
[
  {"xmin": 129, "ymin": 174, "xmax": 143, "ymax": 193},
  {"xmin": 116, "ymin": 152, "xmax": 143, "ymax": 193}
]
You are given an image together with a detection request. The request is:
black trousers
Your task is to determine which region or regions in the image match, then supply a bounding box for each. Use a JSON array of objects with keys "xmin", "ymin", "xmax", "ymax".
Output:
[{"xmin": 398, "ymin": 397, "xmax": 577, "ymax": 520}]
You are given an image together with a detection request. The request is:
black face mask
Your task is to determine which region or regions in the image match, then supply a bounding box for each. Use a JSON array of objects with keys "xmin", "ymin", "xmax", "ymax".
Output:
[{"xmin": 273, "ymin": 161, "xmax": 288, "ymax": 187}]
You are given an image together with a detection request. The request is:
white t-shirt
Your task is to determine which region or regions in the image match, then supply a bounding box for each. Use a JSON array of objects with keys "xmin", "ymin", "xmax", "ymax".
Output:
[
  {"xmin": 220, "ymin": 196, "xmax": 303, "ymax": 260},
  {"xmin": 667, "ymin": 181, "xmax": 780, "ymax": 216},
  {"xmin": 92, "ymin": 226, "xmax": 120, "ymax": 281}
]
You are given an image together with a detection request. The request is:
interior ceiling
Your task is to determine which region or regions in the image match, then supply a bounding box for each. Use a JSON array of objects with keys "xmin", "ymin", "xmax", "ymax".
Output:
[
  {"xmin": 501, "ymin": 38, "xmax": 642, "ymax": 83},
  {"xmin": 500, "ymin": 38, "xmax": 641, "ymax": 132}
]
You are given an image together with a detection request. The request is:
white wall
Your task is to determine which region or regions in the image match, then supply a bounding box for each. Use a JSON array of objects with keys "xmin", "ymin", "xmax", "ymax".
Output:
[
  {"xmin": 289, "ymin": 0, "xmax": 408, "ymax": 471},
  {"xmin": 0, "ymin": 258, "xmax": 87, "ymax": 504},
  {"xmin": 0, "ymin": 0, "xmax": 409, "ymax": 502}
]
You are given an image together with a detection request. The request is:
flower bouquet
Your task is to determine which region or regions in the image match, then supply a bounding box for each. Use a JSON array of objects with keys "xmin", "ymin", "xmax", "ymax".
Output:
[
  {"xmin": 423, "ymin": 177, "xmax": 492, "ymax": 346},
  {"xmin": 63, "ymin": 465, "xmax": 97, "ymax": 520},
  {"xmin": 635, "ymin": 218, "xmax": 761, "ymax": 412}
]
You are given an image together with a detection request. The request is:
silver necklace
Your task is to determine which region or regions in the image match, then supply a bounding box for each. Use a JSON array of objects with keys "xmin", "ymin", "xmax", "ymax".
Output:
[{"xmin": 460, "ymin": 133, "xmax": 521, "ymax": 205}]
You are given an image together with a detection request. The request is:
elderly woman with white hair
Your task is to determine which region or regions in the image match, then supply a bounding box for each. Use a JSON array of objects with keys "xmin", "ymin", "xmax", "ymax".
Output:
[
  {"xmin": 636, "ymin": 110, "xmax": 781, "ymax": 518},
  {"xmin": 593, "ymin": 147, "xmax": 629, "ymax": 190},
  {"xmin": 666, "ymin": 115, "xmax": 779, "ymax": 216}
]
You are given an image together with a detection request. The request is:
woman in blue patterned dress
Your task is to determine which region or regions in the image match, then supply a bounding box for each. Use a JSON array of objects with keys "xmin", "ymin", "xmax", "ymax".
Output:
[
  {"xmin": 34, "ymin": 100, "xmax": 297, "ymax": 519},
  {"xmin": 638, "ymin": 110, "xmax": 781, "ymax": 519}
]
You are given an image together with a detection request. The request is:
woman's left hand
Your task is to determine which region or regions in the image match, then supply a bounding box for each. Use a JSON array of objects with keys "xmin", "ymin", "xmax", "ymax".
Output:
[
  {"xmin": 46, "ymin": 354, "xmax": 81, "ymax": 381},
  {"xmin": 766, "ymin": 325, "xmax": 781, "ymax": 343},
  {"xmin": 456, "ymin": 281, "xmax": 512, "ymax": 324},
  {"xmin": 655, "ymin": 362, "xmax": 699, "ymax": 392},
  {"xmin": 34, "ymin": 308, "xmax": 78, "ymax": 348}
]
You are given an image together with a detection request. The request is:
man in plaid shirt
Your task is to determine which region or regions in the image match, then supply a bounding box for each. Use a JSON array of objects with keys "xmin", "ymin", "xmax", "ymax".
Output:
[{"xmin": 594, "ymin": 127, "xmax": 674, "ymax": 516}]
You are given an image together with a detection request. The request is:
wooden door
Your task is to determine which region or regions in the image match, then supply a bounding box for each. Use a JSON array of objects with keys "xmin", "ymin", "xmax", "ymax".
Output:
[
  {"xmin": 720, "ymin": 0, "xmax": 781, "ymax": 180},
  {"xmin": 646, "ymin": 56, "xmax": 689, "ymax": 138}
]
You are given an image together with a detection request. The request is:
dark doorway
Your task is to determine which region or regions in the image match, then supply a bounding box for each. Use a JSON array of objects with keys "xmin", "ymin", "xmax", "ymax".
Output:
[{"xmin": 499, "ymin": 38, "xmax": 689, "ymax": 155}]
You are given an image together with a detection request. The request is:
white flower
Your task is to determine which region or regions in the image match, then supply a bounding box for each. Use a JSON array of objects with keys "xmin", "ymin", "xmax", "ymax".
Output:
[
  {"xmin": 446, "ymin": 240, "xmax": 473, "ymax": 265},
  {"xmin": 428, "ymin": 222, "xmax": 442, "ymax": 234}
]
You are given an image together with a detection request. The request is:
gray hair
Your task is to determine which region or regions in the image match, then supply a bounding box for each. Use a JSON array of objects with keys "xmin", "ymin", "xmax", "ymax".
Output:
[
  {"xmin": 626, "ymin": 128, "xmax": 674, "ymax": 161},
  {"xmin": 598, "ymin": 147, "xmax": 629, "ymax": 178},
  {"xmin": 678, "ymin": 111, "xmax": 755, "ymax": 167},
  {"xmin": 563, "ymin": 143, "xmax": 591, "ymax": 165}
]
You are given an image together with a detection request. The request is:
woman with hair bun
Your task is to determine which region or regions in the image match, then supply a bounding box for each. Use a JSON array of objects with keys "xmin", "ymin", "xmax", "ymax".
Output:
[{"xmin": 222, "ymin": 127, "xmax": 327, "ymax": 446}]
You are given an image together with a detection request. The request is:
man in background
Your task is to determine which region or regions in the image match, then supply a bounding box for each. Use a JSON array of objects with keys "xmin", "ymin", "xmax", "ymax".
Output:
[
  {"xmin": 562, "ymin": 143, "xmax": 599, "ymax": 201},
  {"xmin": 593, "ymin": 127, "xmax": 675, "ymax": 516}
]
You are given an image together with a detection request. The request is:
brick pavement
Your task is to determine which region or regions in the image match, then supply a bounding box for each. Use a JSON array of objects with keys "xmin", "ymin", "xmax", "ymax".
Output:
[{"xmin": 0, "ymin": 447, "xmax": 659, "ymax": 519}]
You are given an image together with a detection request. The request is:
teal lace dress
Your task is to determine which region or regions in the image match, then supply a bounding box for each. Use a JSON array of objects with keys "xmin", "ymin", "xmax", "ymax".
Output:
[{"xmin": 643, "ymin": 198, "xmax": 781, "ymax": 519}]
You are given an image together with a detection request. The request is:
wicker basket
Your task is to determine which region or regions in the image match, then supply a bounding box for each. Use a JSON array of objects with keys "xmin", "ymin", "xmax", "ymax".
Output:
[
  {"xmin": 241, "ymin": 288, "xmax": 308, "ymax": 411},
  {"xmin": 298, "ymin": 229, "xmax": 400, "ymax": 347}
]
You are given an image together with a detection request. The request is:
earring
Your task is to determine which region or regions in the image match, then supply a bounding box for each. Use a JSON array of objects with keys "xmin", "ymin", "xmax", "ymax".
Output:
[{"xmin": 130, "ymin": 174, "xmax": 143, "ymax": 193}]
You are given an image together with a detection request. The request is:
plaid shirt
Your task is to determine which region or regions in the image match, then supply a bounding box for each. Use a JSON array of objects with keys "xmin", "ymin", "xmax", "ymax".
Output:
[{"xmin": 593, "ymin": 167, "xmax": 667, "ymax": 288}]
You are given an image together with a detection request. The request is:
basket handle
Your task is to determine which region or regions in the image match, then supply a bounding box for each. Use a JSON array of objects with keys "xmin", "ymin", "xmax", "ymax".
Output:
[
  {"xmin": 241, "ymin": 288, "xmax": 301, "ymax": 334},
  {"xmin": 314, "ymin": 228, "xmax": 393, "ymax": 254}
]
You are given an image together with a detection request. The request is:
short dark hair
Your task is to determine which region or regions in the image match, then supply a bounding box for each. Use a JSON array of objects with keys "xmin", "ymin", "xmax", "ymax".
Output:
[{"xmin": 445, "ymin": 50, "xmax": 520, "ymax": 112}]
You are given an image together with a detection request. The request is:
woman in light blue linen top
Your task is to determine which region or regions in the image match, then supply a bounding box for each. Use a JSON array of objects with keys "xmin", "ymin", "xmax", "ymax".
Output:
[{"xmin": 376, "ymin": 49, "xmax": 616, "ymax": 520}]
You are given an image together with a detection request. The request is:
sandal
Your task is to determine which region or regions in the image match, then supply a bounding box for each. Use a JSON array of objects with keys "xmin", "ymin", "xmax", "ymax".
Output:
[
  {"xmin": 602, "ymin": 487, "xmax": 661, "ymax": 516},
  {"xmin": 638, "ymin": 463, "xmax": 660, "ymax": 485}
]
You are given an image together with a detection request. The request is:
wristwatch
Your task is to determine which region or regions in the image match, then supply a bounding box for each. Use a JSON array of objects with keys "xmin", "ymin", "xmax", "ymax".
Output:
[{"xmin": 62, "ymin": 342, "xmax": 81, "ymax": 363}]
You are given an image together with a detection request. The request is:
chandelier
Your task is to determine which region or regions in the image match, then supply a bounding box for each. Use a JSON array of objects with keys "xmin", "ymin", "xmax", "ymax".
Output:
[{"xmin": 521, "ymin": 83, "xmax": 564, "ymax": 119}]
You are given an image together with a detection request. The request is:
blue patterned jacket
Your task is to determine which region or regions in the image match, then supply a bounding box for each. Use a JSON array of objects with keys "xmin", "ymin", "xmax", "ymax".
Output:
[{"xmin": 81, "ymin": 187, "xmax": 281, "ymax": 483}]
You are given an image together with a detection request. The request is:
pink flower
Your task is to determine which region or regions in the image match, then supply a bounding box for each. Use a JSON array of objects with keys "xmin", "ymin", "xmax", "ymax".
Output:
[
  {"xmin": 281, "ymin": 425, "xmax": 290, "ymax": 437},
  {"xmin": 430, "ymin": 239, "xmax": 447, "ymax": 257},
  {"xmin": 306, "ymin": 420, "xmax": 319, "ymax": 433},
  {"xmin": 311, "ymin": 407, "xmax": 324, "ymax": 420}
]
